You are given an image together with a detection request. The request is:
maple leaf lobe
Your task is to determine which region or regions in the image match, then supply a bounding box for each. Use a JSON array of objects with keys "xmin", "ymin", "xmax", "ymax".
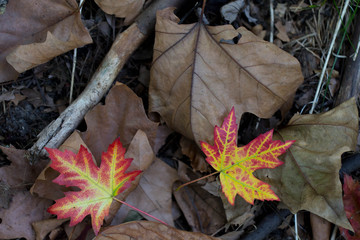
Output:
[
  {"xmin": 46, "ymin": 138, "xmax": 141, "ymax": 235},
  {"xmin": 340, "ymin": 175, "xmax": 360, "ymax": 239},
  {"xmin": 201, "ymin": 108, "xmax": 294, "ymax": 205}
]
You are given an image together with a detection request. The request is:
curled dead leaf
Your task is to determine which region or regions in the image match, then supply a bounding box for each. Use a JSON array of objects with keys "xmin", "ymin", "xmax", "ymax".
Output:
[
  {"xmin": 149, "ymin": 8, "xmax": 303, "ymax": 146},
  {"xmin": 275, "ymin": 21, "xmax": 290, "ymax": 42},
  {"xmin": 180, "ymin": 137, "xmax": 209, "ymax": 172},
  {"xmin": 7, "ymin": 32, "xmax": 92, "ymax": 73},
  {"xmin": 0, "ymin": 0, "xmax": 92, "ymax": 82},
  {"xmin": 32, "ymin": 218, "xmax": 67, "ymax": 240},
  {"xmin": 94, "ymin": 0, "xmax": 144, "ymax": 25},
  {"xmin": 220, "ymin": 0, "xmax": 245, "ymax": 23}
]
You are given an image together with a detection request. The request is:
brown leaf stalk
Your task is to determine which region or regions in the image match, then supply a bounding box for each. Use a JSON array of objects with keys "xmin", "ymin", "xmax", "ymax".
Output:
[{"xmin": 176, "ymin": 171, "xmax": 219, "ymax": 191}]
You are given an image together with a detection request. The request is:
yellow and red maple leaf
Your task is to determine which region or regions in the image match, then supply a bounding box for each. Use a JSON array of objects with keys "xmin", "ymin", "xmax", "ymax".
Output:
[
  {"xmin": 201, "ymin": 107, "xmax": 294, "ymax": 205},
  {"xmin": 45, "ymin": 138, "xmax": 141, "ymax": 235}
]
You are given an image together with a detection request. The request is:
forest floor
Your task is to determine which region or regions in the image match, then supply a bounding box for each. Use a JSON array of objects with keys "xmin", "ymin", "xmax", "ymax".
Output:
[{"xmin": 0, "ymin": 0, "xmax": 359, "ymax": 239}]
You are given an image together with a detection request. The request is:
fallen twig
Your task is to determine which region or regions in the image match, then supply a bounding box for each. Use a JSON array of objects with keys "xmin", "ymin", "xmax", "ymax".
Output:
[
  {"xmin": 29, "ymin": 0, "xmax": 188, "ymax": 161},
  {"xmin": 336, "ymin": 10, "xmax": 360, "ymax": 106},
  {"xmin": 269, "ymin": 0, "xmax": 274, "ymax": 43}
]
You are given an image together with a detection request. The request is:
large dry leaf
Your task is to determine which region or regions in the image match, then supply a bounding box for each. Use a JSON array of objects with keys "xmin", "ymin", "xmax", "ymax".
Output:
[
  {"xmin": 94, "ymin": 0, "xmax": 144, "ymax": 25},
  {"xmin": 81, "ymin": 83, "xmax": 158, "ymax": 163},
  {"xmin": 149, "ymin": 8, "xmax": 303, "ymax": 145},
  {"xmin": 0, "ymin": 147, "xmax": 47, "ymax": 207},
  {"xmin": 258, "ymin": 98, "xmax": 358, "ymax": 230},
  {"xmin": 96, "ymin": 221, "xmax": 220, "ymax": 240},
  {"xmin": 113, "ymin": 158, "xmax": 178, "ymax": 226},
  {"xmin": 0, "ymin": 191, "xmax": 52, "ymax": 240},
  {"xmin": 0, "ymin": 147, "xmax": 51, "ymax": 240},
  {"xmin": 0, "ymin": 0, "xmax": 92, "ymax": 83}
]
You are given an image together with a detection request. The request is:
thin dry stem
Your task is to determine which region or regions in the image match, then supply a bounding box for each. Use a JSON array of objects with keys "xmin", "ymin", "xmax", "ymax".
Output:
[
  {"xmin": 68, "ymin": 225, "xmax": 77, "ymax": 240},
  {"xmin": 113, "ymin": 198, "xmax": 168, "ymax": 226},
  {"xmin": 310, "ymin": 0, "xmax": 351, "ymax": 113},
  {"xmin": 269, "ymin": 0, "xmax": 274, "ymax": 43},
  {"xmin": 70, "ymin": 0, "xmax": 85, "ymax": 104},
  {"xmin": 176, "ymin": 171, "xmax": 219, "ymax": 191}
]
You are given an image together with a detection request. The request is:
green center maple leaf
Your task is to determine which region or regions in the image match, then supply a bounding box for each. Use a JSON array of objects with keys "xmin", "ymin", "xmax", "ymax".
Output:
[
  {"xmin": 45, "ymin": 138, "xmax": 141, "ymax": 235},
  {"xmin": 200, "ymin": 108, "xmax": 294, "ymax": 205}
]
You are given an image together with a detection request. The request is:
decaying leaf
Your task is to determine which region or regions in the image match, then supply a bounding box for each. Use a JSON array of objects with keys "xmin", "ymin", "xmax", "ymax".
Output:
[
  {"xmin": 113, "ymin": 158, "xmax": 178, "ymax": 226},
  {"xmin": 173, "ymin": 180, "xmax": 226, "ymax": 234},
  {"xmin": 94, "ymin": 0, "xmax": 144, "ymax": 25},
  {"xmin": 149, "ymin": 8, "xmax": 303, "ymax": 146},
  {"xmin": 7, "ymin": 32, "xmax": 92, "ymax": 74},
  {"xmin": 219, "ymin": 191, "xmax": 256, "ymax": 227},
  {"xmin": 0, "ymin": 90, "xmax": 14, "ymax": 102},
  {"xmin": 220, "ymin": 0, "xmax": 245, "ymax": 23},
  {"xmin": 275, "ymin": 21, "xmax": 290, "ymax": 42},
  {"xmin": 340, "ymin": 175, "xmax": 360, "ymax": 239},
  {"xmin": 81, "ymin": 83, "xmax": 158, "ymax": 163},
  {"xmin": 32, "ymin": 218, "xmax": 67, "ymax": 240},
  {"xmin": 258, "ymin": 98, "xmax": 358, "ymax": 230},
  {"xmin": 46, "ymin": 138, "xmax": 142, "ymax": 235},
  {"xmin": 0, "ymin": 0, "xmax": 92, "ymax": 83},
  {"xmin": 201, "ymin": 108, "xmax": 294, "ymax": 205},
  {"xmin": 180, "ymin": 136, "xmax": 209, "ymax": 172},
  {"xmin": 0, "ymin": 191, "xmax": 52, "ymax": 240},
  {"xmin": 0, "ymin": 147, "xmax": 51, "ymax": 240},
  {"xmin": 95, "ymin": 221, "xmax": 220, "ymax": 240},
  {"xmin": 0, "ymin": 146, "xmax": 48, "ymax": 207}
]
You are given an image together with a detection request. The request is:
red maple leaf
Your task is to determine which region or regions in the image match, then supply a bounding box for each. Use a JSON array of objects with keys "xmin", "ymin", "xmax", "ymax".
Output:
[
  {"xmin": 340, "ymin": 175, "xmax": 360, "ymax": 239},
  {"xmin": 45, "ymin": 138, "xmax": 141, "ymax": 235},
  {"xmin": 201, "ymin": 107, "xmax": 294, "ymax": 205}
]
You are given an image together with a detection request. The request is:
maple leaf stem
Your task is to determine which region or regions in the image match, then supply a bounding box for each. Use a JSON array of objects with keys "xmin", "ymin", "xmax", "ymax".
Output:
[
  {"xmin": 113, "ymin": 198, "xmax": 168, "ymax": 226},
  {"xmin": 176, "ymin": 171, "xmax": 220, "ymax": 191}
]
